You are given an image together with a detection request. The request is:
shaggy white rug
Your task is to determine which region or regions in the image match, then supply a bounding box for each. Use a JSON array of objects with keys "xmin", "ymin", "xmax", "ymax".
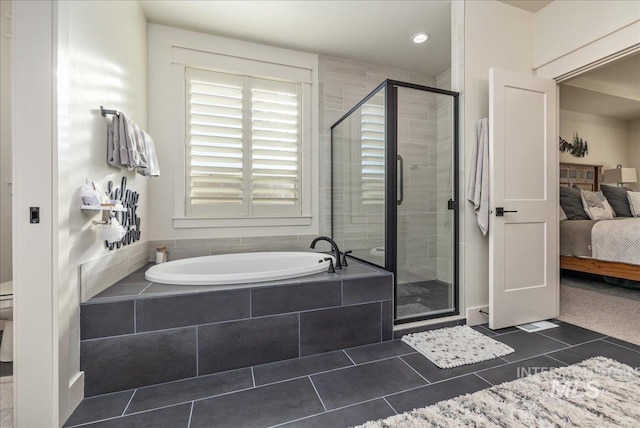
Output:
[
  {"xmin": 401, "ymin": 325, "xmax": 514, "ymax": 369},
  {"xmin": 0, "ymin": 376, "xmax": 12, "ymax": 428},
  {"xmin": 357, "ymin": 357, "xmax": 640, "ymax": 427}
]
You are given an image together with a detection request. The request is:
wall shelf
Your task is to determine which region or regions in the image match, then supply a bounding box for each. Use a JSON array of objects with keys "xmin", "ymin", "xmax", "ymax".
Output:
[
  {"xmin": 82, "ymin": 205, "xmax": 127, "ymax": 225},
  {"xmin": 81, "ymin": 205, "xmax": 127, "ymax": 212}
]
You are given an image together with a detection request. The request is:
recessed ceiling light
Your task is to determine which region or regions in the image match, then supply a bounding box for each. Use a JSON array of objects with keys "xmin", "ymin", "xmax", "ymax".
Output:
[{"xmin": 411, "ymin": 32, "xmax": 430, "ymax": 44}]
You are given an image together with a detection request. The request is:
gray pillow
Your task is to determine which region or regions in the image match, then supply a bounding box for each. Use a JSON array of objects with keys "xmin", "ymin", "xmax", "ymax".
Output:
[
  {"xmin": 600, "ymin": 184, "xmax": 632, "ymax": 217},
  {"xmin": 559, "ymin": 186, "xmax": 589, "ymax": 220}
]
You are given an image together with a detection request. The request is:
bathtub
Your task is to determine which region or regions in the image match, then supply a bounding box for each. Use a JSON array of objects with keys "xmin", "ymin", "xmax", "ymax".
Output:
[{"xmin": 145, "ymin": 252, "xmax": 336, "ymax": 285}]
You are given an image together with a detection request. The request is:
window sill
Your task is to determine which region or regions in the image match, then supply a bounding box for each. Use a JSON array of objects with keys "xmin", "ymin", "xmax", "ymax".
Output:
[{"xmin": 173, "ymin": 216, "xmax": 312, "ymax": 229}]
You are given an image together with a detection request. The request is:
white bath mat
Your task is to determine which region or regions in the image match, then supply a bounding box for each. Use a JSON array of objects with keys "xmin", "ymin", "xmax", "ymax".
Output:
[{"xmin": 401, "ymin": 325, "xmax": 514, "ymax": 369}]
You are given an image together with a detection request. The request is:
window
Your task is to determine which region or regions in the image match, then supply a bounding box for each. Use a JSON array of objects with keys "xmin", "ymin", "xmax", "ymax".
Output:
[
  {"xmin": 185, "ymin": 68, "xmax": 303, "ymax": 218},
  {"xmin": 360, "ymin": 103, "xmax": 385, "ymax": 206}
]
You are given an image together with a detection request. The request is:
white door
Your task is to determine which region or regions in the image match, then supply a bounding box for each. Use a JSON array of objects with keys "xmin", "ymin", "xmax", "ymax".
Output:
[{"xmin": 489, "ymin": 67, "xmax": 558, "ymax": 329}]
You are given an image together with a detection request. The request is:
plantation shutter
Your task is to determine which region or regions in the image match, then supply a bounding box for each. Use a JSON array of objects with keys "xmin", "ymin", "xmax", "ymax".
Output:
[
  {"xmin": 360, "ymin": 103, "xmax": 385, "ymax": 205},
  {"xmin": 251, "ymin": 79, "xmax": 301, "ymax": 214},
  {"xmin": 185, "ymin": 68, "xmax": 302, "ymax": 217}
]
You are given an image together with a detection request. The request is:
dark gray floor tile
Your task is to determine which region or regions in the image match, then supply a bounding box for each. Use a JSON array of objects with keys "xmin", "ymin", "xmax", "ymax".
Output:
[
  {"xmin": 75, "ymin": 403, "xmax": 191, "ymax": 428},
  {"xmin": 0, "ymin": 361, "xmax": 12, "ymax": 377},
  {"xmin": 470, "ymin": 325, "xmax": 497, "ymax": 336},
  {"xmin": 300, "ymin": 303, "xmax": 381, "ymax": 356},
  {"xmin": 401, "ymin": 352, "xmax": 505, "ymax": 383},
  {"xmin": 386, "ymin": 374, "xmax": 490, "ymax": 414},
  {"xmin": 81, "ymin": 327, "xmax": 197, "ymax": 396},
  {"xmin": 603, "ymin": 337, "xmax": 640, "ymax": 353},
  {"xmin": 251, "ymin": 280, "xmax": 341, "ymax": 317},
  {"xmin": 493, "ymin": 331, "xmax": 568, "ymax": 362},
  {"xmin": 548, "ymin": 339, "xmax": 640, "ymax": 367},
  {"xmin": 136, "ymin": 290, "xmax": 250, "ymax": 332},
  {"xmin": 198, "ymin": 314, "xmax": 299, "ymax": 375},
  {"xmin": 475, "ymin": 355, "xmax": 566, "ymax": 386},
  {"xmin": 92, "ymin": 282, "xmax": 150, "ymax": 300},
  {"xmin": 537, "ymin": 322, "xmax": 605, "ymax": 345},
  {"xmin": 311, "ymin": 357, "xmax": 427, "ymax": 410},
  {"xmin": 345, "ymin": 340, "xmax": 415, "ymax": 364},
  {"xmin": 190, "ymin": 377, "xmax": 324, "ymax": 428},
  {"xmin": 126, "ymin": 368, "xmax": 253, "ymax": 414},
  {"xmin": 482, "ymin": 324, "xmax": 519, "ymax": 335},
  {"xmin": 63, "ymin": 390, "xmax": 134, "ymax": 427},
  {"xmin": 342, "ymin": 276, "xmax": 392, "ymax": 305},
  {"xmin": 81, "ymin": 301, "xmax": 134, "ymax": 340},
  {"xmin": 278, "ymin": 398, "xmax": 396, "ymax": 428},
  {"xmin": 253, "ymin": 351, "xmax": 353, "ymax": 386},
  {"xmin": 394, "ymin": 320, "xmax": 460, "ymax": 339}
]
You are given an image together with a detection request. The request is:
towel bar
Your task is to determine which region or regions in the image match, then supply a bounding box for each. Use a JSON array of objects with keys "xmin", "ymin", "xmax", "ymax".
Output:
[{"xmin": 100, "ymin": 106, "xmax": 119, "ymax": 117}]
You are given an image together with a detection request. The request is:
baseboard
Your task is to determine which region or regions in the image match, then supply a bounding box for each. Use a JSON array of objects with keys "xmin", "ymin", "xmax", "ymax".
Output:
[
  {"xmin": 67, "ymin": 371, "xmax": 85, "ymax": 418},
  {"xmin": 466, "ymin": 305, "xmax": 489, "ymax": 326}
]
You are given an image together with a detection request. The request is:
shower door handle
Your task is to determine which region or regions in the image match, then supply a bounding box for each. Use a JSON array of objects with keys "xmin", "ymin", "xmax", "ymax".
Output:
[{"xmin": 397, "ymin": 155, "xmax": 404, "ymax": 205}]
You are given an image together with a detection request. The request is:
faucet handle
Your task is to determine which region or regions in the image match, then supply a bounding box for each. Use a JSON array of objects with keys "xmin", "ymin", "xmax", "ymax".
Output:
[
  {"xmin": 323, "ymin": 257, "xmax": 336, "ymax": 274},
  {"xmin": 342, "ymin": 250, "xmax": 352, "ymax": 267}
]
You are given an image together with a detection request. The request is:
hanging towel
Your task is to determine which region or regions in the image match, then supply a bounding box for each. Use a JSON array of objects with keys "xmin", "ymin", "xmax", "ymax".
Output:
[
  {"xmin": 107, "ymin": 112, "xmax": 160, "ymax": 177},
  {"xmin": 467, "ymin": 118, "xmax": 489, "ymax": 235},
  {"xmin": 136, "ymin": 128, "xmax": 160, "ymax": 177}
]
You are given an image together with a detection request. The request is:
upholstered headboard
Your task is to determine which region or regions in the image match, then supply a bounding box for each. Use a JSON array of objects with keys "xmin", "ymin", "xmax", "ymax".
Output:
[{"xmin": 559, "ymin": 162, "xmax": 602, "ymax": 191}]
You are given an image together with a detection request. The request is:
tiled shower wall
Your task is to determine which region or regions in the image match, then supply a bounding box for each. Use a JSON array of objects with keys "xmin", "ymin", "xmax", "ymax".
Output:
[{"xmin": 321, "ymin": 55, "xmax": 436, "ymax": 269}]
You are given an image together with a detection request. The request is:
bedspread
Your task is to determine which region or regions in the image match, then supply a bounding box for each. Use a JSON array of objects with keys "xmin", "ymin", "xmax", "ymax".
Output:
[{"xmin": 592, "ymin": 218, "xmax": 640, "ymax": 265}]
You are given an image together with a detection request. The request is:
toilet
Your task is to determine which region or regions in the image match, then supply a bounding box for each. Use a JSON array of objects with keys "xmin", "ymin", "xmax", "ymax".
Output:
[{"xmin": 0, "ymin": 280, "xmax": 12, "ymax": 363}]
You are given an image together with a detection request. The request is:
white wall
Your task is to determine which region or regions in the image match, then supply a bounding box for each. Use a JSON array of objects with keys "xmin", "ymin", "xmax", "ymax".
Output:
[
  {"xmin": 535, "ymin": 1, "xmax": 640, "ymax": 78},
  {"xmin": 148, "ymin": 24, "xmax": 320, "ymax": 241},
  {"xmin": 13, "ymin": 1, "xmax": 57, "ymax": 425},
  {"xmin": 629, "ymin": 119, "xmax": 640, "ymax": 191},
  {"xmin": 0, "ymin": 0, "xmax": 11, "ymax": 284},
  {"xmin": 462, "ymin": 0, "xmax": 535, "ymax": 313},
  {"xmin": 57, "ymin": 0, "xmax": 148, "ymax": 422},
  {"xmin": 559, "ymin": 109, "xmax": 631, "ymax": 171}
]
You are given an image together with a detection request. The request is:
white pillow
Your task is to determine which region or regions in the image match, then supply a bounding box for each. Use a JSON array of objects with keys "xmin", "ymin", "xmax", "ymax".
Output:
[
  {"xmin": 580, "ymin": 190, "xmax": 614, "ymax": 220},
  {"xmin": 559, "ymin": 206, "xmax": 567, "ymax": 221},
  {"xmin": 627, "ymin": 191, "xmax": 640, "ymax": 217}
]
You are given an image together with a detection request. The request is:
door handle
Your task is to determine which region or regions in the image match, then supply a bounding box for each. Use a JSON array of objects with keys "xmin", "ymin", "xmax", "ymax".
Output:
[
  {"xmin": 397, "ymin": 154, "xmax": 404, "ymax": 205},
  {"xmin": 495, "ymin": 207, "xmax": 518, "ymax": 216}
]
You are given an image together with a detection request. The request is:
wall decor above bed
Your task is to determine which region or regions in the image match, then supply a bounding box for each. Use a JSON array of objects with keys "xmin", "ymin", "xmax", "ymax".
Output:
[{"xmin": 559, "ymin": 132, "xmax": 588, "ymax": 158}]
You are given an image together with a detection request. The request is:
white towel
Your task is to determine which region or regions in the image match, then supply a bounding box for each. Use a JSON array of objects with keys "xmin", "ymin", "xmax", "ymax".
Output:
[
  {"xmin": 106, "ymin": 113, "xmax": 160, "ymax": 177},
  {"xmin": 136, "ymin": 129, "xmax": 160, "ymax": 177},
  {"xmin": 467, "ymin": 118, "xmax": 489, "ymax": 235}
]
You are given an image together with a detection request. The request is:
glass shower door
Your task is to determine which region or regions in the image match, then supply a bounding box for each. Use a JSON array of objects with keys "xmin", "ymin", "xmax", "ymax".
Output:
[
  {"xmin": 331, "ymin": 87, "xmax": 386, "ymax": 268},
  {"xmin": 395, "ymin": 87, "xmax": 455, "ymax": 321}
]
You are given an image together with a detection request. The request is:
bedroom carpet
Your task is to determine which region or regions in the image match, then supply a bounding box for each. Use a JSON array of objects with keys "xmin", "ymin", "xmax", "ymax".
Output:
[{"xmin": 559, "ymin": 274, "xmax": 640, "ymax": 346}]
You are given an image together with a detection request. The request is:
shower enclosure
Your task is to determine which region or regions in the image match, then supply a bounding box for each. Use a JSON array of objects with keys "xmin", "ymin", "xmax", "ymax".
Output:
[{"xmin": 331, "ymin": 80, "xmax": 459, "ymax": 324}]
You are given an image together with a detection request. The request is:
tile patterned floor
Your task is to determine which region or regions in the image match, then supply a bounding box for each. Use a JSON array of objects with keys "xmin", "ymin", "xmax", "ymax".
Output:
[{"xmin": 64, "ymin": 321, "xmax": 640, "ymax": 428}]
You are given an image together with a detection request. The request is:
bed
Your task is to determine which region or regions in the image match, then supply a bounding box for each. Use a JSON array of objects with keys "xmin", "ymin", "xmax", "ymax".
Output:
[{"xmin": 559, "ymin": 162, "xmax": 640, "ymax": 282}]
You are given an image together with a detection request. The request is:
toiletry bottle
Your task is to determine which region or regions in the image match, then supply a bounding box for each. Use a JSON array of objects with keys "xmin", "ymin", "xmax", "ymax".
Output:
[{"xmin": 155, "ymin": 246, "xmax": 166, "ymax": 264}]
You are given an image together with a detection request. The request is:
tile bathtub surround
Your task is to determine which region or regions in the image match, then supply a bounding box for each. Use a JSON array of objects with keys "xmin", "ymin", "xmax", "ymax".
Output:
[
  {"xmin": 146, "ymin": 235, "xmax": 321, "ymax": 263},
  {"xmin": 80, "ymin": 260, "xmax": 393, "ymax": 396},
  {"xmin": 80, "ymin": 241, "xmax": 150, "ymax": 302},
  {"xmin": 67, "ymin": 321, "xmax": 638, "ymax": 428}
]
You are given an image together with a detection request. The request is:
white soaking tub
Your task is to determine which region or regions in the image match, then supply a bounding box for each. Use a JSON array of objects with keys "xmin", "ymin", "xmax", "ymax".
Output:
[{"xmin": 145, "ymin": 252, "xmax": 336, "ymax": 285}]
